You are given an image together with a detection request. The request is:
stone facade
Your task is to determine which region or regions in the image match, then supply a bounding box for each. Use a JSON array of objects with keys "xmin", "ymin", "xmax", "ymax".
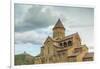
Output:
[{"xmin": 34, "ymin": 19, "xmax": 94, "ymax": 64}]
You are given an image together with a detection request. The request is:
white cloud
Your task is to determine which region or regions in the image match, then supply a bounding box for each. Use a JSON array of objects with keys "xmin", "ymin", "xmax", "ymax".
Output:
[{"xmin": 15, "ymin": 26, "xmax": 53, "ymax": 45}]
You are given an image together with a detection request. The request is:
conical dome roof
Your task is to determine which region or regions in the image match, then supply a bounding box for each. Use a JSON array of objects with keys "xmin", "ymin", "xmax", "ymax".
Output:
[{"xmin": 53, "ymin": 19, "xmax": 65, "ymax": 30}]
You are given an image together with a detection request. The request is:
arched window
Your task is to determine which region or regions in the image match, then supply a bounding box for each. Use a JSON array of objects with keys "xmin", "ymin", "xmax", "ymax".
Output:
[
  {"xmin": 68, "ymin": 41, "xmax": 72, "ymax": 46},
  {"xmin": 64, "ymin": 42, "xmax": 67, "ymax": 47},
  {"xmin": 60, "ymin": 43, "xmax": 63, "ymax": 46}
]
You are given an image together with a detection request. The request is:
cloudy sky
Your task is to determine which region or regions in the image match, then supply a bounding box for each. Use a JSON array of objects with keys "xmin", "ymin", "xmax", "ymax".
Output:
[{"xmin": 14, "ymin": 4, "xmax": 94, "ymax": 56}]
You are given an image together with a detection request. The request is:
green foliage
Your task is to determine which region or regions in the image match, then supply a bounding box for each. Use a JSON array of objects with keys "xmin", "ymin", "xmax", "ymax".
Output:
[{"xmin": 14, "ymin": 54, "xmax": 35, "ymax": 65}]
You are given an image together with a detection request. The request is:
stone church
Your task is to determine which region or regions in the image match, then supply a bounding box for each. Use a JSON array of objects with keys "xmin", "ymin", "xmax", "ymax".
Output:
[{"xmin": 34, "ymin": 19, "xmax": 94, "ymax": 64}]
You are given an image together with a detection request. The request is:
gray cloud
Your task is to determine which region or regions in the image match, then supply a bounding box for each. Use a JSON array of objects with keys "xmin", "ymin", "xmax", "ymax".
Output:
[
  {"xmin": 14, "ymin": 4, "xmax": 32, "ymax": 24},
  {"xmin": 15, "ymin": 30, "xmax": 46, "ymax": 44},
  {"xmin": 15, "ymin": 4, "xmax": 94, "ymax": 33},
  {"xmin": 15, "ymin": 26, "xmax": 53, "ymax": 44},
  {"xmin": 69, "ymin": 24, "xmax": 93, "ymax": 28},
  {"xmin": 15, "ymin": 5, "xmax": 58, "ymax": 32}
]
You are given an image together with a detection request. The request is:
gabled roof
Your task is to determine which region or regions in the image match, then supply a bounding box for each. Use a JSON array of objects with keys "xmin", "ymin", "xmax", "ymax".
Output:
[
  {"xmin": 44, "ymin": 36, "xmax": 53, "ymax": 44},
  {"xmin": 53, "ymin": 19, "xmax": 65, "ymax": 30},
  {"xmin": 61, "ymin": 32, "xmax": 81, "ymax": 41},
  {"xmin": 51, "ymin": 32, "xmax": 81, "ymax": 42}
]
